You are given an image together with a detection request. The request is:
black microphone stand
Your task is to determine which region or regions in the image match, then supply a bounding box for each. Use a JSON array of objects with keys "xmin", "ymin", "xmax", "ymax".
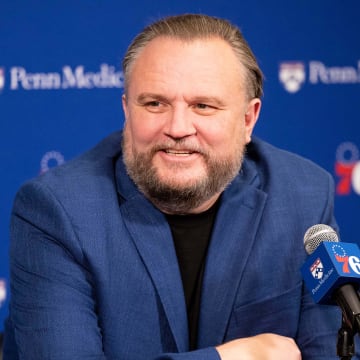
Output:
[
  {"xmin": 337, "ymin": 319, "xmax": 355, "ymax": 360},
  {"xmin": 335, "ymin": 284, "xmax": 360, "ymax": 359}
]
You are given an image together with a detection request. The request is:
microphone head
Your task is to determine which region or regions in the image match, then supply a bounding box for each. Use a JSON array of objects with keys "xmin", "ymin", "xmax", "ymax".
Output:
[{"xmin": 304, "ymin": 224, "xmax": 339, "ymax": 255}]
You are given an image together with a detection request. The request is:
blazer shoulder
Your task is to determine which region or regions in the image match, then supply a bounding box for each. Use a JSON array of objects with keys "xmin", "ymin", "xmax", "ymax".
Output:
[
  {"xmin": 244, "ymin": 137, "xmax": 335, "ymax": 210},
  {"xmin": 248, "ymin": 136, "xmax": 333, "ymax": 182},
  {"xmin": 12, "ymin": 131, "xmax": 124, "ymax": 223},
  {"xmin": 26, "ymin": 131, "xmax": 123, "ymax": 189}
]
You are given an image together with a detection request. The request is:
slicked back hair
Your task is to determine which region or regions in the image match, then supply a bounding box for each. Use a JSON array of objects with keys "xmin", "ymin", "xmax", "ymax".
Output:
[{"xmin": 122, "ymin": 14, "xmax": 264, "ymax": 100}]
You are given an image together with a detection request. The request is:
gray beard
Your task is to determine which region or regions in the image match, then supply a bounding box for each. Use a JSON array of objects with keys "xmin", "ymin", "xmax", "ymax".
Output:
[{"xmin": 122, "ymin": 137, "xmax": 245, "ymax": 214}]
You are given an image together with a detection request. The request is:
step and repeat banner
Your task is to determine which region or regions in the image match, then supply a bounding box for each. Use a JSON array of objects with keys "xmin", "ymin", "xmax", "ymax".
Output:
[{"xmin": 1, "ymin": 1, "xmax": 359, "ymax": 331}]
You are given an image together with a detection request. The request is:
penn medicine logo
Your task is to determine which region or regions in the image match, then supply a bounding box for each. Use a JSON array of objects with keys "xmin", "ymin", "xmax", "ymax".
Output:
[
  {"xmin": 310, "ymin": 258, "xmax": 324, "ymax": 279},
  {"xmin": 279, "ymin": 62, "xmax": 306, "ymax": 93},
  {"xmin": 279, "ymin": 60, "xmax": 360, "ymax": 93},
  {"xmin": 0, "ymin": 63, "xmax": 124, "ymax": 91}
]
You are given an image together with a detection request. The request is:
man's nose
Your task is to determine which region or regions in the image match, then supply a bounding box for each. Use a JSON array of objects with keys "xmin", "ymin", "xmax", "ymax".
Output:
[{"xmin": 164, "ymin": 106, "xmax": 197, "ymax": 139}]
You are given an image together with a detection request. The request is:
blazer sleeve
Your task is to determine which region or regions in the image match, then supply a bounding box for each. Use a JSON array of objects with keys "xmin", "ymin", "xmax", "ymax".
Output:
[
  {"xmin": 8, "ymin": 180, "xmax": 107, "ymax": 359},
  {"xmin": 7, "ymin": 180, "xmax": 224, "ymax": 360}
]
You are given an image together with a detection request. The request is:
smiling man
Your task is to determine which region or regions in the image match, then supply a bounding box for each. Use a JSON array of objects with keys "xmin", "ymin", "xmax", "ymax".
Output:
[
  {"xmin": 4, "ymin": 14, "xmax": 349, "ymax": 360},
  {"xmin": 122, "ymin": 35, "xmax": 260, "ymax": 215}
]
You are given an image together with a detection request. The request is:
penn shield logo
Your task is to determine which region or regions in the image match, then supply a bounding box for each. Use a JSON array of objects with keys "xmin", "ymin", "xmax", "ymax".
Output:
[
  {"xmin": 0, "ymin": 67, "xmax": 5, "ymax": 91},
  {"xmin": 279, "ymin": 62, "xmax": 306, "ymax": 93},
  {"xmin": 310, "ymin": 258, "xmax": 324, "ymax": 280}
]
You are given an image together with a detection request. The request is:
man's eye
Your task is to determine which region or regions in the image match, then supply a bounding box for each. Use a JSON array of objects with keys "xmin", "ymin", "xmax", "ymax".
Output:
[
  {"xmin": 193, "ymin": 103, "xmax": 218, "ymax": 115},
  {"xmin": 146, "ymin": 101, "xmax": 161, "ymax": 107},
  {"xmin": 143, "ymin": 100, "xmax": 167, "ymax": 113},
  {"xmin": 196, "ymin": 103, "xmax": 209, "ymax": 109}
]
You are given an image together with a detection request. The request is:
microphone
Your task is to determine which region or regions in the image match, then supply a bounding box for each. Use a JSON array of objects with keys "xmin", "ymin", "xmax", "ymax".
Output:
[{"xmin": 301, "ymin": 224, "xmax": 360, "ymax": 333}]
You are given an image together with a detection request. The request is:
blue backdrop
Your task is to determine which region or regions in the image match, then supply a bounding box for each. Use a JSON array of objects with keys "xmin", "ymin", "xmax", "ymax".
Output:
[{"xmin": 1, "ymin": 0, "xmax": 360, "ymax": 331}]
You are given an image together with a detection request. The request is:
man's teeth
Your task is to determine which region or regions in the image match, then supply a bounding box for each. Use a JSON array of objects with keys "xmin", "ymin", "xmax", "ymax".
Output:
[{"xmin": 165, "ymin": 150, "xmax": 193, "ymax": 156}]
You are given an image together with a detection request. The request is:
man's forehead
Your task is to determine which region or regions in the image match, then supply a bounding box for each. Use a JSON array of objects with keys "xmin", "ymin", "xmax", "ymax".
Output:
[
  {"xmin": 143, "ymin": 35, "xmax": 231, "ymax": 50},
  {"xmin": 133, "ymin": 36, "xmax": 241, "ymax": 73}
]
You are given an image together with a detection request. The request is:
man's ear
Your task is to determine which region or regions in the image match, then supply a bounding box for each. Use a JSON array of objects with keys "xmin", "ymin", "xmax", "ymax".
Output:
[
  {"xmin": 122, "ymin": 94, "xmax": 129, "ymax": 122},
  {"xmin": 244, "ymin": 98, "xmax": 262, "ymax": 143}
]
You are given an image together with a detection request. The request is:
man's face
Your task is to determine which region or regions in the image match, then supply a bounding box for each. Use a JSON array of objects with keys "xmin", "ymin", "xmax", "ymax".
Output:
[{"xmin": 122, "ymin": 36, "xmax": 261, "ymax": 214}]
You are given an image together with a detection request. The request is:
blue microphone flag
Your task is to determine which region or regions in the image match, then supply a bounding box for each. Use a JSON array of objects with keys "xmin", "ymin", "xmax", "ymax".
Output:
[{"xmin": 301, "ymin": 241, "xmax": 360, "ymax": 305}]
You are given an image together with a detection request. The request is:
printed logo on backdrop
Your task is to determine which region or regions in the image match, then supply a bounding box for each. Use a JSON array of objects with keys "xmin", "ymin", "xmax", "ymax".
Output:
[
  {"xmin": 335, "ymin": 142, "xmax": 360, "ymax": 196},
  {"xmin": 0, "ymin": 279, "xmax": 6, "ymax": 308},
  {"xmin": 279, "ymin": 62, "xmax": 306, "ymax": 93},
  {"xmin": 0, "ymin": 63, "xmax": 124, "ymax": 92},
  {"xmin": 0, "ymin": 67, "xmax": 5, "ymax": 91},
  {"xmin": 279, "ymin": 60, "xmax": 360, "ymax": 93},
  {"xmin": 40, "ymin": 151, "xmax": 65, "ymax": 174}
]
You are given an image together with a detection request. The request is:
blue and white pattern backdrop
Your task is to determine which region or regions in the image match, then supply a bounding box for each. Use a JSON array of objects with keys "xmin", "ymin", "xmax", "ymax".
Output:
[{"xmin": 1, "ymin": 1, "xmax": 360, "ymax": 331}]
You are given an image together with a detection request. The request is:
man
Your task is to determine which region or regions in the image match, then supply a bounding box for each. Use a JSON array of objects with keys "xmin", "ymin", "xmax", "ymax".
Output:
[{"xmin": 4, "ymin": 14, "xmax": 350, "ymax": 359}]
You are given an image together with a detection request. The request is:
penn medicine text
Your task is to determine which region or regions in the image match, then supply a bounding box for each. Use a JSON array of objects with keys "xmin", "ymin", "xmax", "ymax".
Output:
[
  {"xmin": 10, "ymin": 64, "xmax": 124, "ymax": 90},
  {"xmin": 309, "ymin": 60, "xmax": 360, "ymax": 84}
]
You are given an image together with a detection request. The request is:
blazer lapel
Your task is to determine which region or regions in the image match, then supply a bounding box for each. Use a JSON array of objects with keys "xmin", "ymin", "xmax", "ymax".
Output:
[
  {"xmin": 116, "ymin": 159, "xmax": 189, "ymax": 352},
  {"xmin": 115, "ymin": 148, "xmax": 267, "ymax": 350},
  {"xmin": 197, "ymin": 166, "xmax": 268, "ymax": 348}
]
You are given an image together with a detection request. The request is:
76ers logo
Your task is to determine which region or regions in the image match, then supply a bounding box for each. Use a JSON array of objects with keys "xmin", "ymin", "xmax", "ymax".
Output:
[
  {"xmin": 310, "ymin": 258, "xmax": 324, "ymax": 279},
  {"xmin": 335, "ymin": 142, "xmax": 360, "ymax": 196},
  {"xmin": 332, "ymin": 244, "xmax": 360, "ymax": 275}
]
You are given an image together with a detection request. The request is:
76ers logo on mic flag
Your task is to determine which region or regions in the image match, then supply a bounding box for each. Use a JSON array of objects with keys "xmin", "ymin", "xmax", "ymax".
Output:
[{"xmin": 301, "ymin": 241, "xmax": 360, "ymax": 304}]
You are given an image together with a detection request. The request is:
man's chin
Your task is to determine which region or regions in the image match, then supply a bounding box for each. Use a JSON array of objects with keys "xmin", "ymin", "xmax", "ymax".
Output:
[{"xmin": 155, "ymin": 175, "xmax": 205, "ymax": 191}]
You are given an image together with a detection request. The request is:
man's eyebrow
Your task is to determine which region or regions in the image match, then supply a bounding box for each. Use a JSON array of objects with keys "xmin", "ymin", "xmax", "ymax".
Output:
[
  {"xmin": 136, "ymin": 93, "xmax": 226, "ymax": 107},
  {"xmin": 136, "ymin": 93, "xmax": 169, "ymax": 103},
  {"xmin": 190, "ymin": 96, "xmax": 226, "ymax": 107}
]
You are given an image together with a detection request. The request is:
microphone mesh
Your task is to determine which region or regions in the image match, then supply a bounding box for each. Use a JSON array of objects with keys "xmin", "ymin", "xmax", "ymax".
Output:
[{"xmin": 303, "ymin": 224, "xmax": 339, "ymax": 255}]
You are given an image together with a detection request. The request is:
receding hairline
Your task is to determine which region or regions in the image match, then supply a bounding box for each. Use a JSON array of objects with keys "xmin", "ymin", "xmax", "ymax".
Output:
[
  {"xmin": 122, "ymin": 14, "xmax": 264, "ymax": 99},
  {"xmin": 125, "ymin": 35, "xmax": 249, "ymax": 93}
]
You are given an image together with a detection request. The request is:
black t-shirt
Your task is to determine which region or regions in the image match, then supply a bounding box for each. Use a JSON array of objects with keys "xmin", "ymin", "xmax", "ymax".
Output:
[{"xmin": 165, "ymin": 201, "xmax": 219, "ymax": 350}]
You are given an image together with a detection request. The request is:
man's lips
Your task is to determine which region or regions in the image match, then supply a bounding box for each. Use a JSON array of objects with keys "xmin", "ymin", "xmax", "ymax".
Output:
[{"xmin": 163, "ymin": 149, "xmax": 197, "ymax": 156}]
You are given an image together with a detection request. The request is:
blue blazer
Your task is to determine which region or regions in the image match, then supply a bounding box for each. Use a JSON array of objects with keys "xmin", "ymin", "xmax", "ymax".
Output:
[{"xmin": 4, "ymin": 131, "xmax": 351, "ymax": 359}]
